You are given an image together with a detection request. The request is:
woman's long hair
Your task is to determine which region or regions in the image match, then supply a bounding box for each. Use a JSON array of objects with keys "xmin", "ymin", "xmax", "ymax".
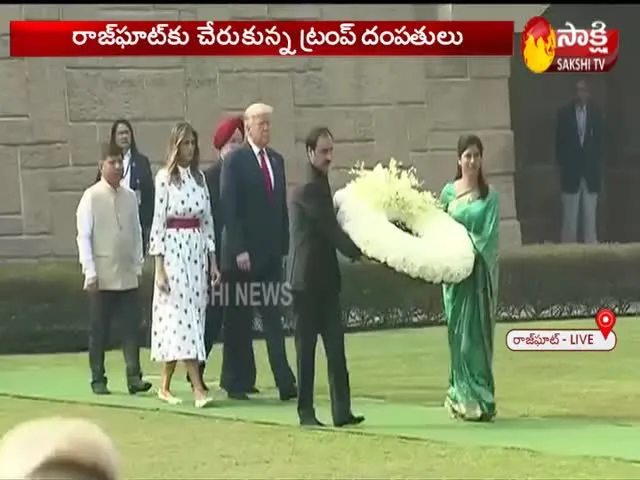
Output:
[
  {"xmin": 94, "ymin": 119, "xmax": 139, "ymax": 184},
  {"xmin": 109, "ymin": 118, "xmax": 138, "ymax": 155},
  {"xmin": 454, "ymin": 134, "xmax": 489, "ymax": 199},
  {"xmin": 165, "ymin": 121, "xmax": 204, "ymax": 187}
]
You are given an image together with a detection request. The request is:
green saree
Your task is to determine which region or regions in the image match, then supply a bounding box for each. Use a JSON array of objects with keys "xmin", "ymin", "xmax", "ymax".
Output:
[{"xmin": 439, "ymin": 182, "xmax": 500, "ymax": 421}]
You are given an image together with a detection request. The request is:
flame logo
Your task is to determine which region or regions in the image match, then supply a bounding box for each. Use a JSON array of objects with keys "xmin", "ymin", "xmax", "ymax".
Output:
[{"xmin": 521, "ymin": 16, "xmax": 556, "ymax": 74}]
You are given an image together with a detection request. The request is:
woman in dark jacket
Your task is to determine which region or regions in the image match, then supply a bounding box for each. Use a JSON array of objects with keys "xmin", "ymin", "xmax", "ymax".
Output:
[{"xmin": 96, "ymin": 119, "xmax": 155, "ymax": 251}]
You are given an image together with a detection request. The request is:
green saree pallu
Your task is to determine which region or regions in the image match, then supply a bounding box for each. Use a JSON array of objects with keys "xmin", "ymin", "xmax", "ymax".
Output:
[{"xmin": 439, "ymin": 182, "xmax": 500, "ymax": 421}]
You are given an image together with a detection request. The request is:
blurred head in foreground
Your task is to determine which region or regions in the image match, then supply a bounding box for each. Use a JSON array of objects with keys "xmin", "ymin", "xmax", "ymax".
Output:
[{"xmin": 0, "ymin": 417, "xmax": 120, "ymax": 480}]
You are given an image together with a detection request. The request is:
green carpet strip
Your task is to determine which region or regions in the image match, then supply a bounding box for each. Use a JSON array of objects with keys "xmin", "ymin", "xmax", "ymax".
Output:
[{"xmin": 1, "ymin": 367, "xmax": 639, "ymax": 462}]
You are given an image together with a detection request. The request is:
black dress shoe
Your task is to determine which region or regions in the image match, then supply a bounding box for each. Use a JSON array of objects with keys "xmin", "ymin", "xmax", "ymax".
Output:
[
  {"xmin": 91, "ymin": 383, "xmax": 111, "ymax": 395},
  {"xmin": 334, "ymin": 414, "xmax": 365, "ymax": 427},
  {"xmin": 227, "ymin": 391, "xmax": 250, "ymax": 400},
  {"xmin": 300, "ymin": 416, "xmax": 325, "ymax": 427},
  {"xmin": 128, "ymin": 380, "xmax": 152, "ymax": 395},
  {"xmin": 279, "ymin": 390, "xmax": 297, "ymax": 402}
]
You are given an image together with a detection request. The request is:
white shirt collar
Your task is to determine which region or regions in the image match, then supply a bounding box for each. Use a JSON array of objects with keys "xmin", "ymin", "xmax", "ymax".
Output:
[{"xmin": 247, "ymin": 137, "xmax": 265, "ymax": 157}]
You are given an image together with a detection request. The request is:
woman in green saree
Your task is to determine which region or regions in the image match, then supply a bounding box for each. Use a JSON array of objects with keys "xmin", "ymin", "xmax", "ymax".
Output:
[{"xmin": 439, "ymin": 134, "xmax": 500, "ymax": 422}]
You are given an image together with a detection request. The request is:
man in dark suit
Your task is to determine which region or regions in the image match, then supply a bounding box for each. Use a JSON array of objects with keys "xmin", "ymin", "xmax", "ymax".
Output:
[
  {"xmin": 287, "ymin": 126, "xmax": 365, "ymax": 428},
  {"xmin": 219, "ymin": 103, "xmax": 296, "ymax": 401},
  {"xmin": 187, "ymin": 115, "xmax": 245, "ymax": 391},
  {"xmin": 555, "ymin": 79, "xmax": 605, "ymax": 244},
  {"xmin": 98, "ymin": 119, "xmax": 155, "ymax": 251}
]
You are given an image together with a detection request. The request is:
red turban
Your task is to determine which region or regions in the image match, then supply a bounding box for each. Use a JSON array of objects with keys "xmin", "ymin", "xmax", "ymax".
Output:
[{"xmin": 212, "ymin": 116, "xmax": 244, "ymax": 150}]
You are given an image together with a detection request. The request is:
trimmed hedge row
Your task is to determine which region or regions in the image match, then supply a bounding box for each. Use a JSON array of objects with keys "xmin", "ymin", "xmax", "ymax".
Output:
[{"xmin": 1, "ymin": 243, "xmax": 639, "ymax": 354}]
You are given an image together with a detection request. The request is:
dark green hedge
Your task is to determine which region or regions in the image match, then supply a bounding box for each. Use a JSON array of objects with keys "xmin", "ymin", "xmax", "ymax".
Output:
[
  {"xmin": 342, "ymin": 243, "xmax": 640, "ymax": 328},
  {"xmin": 1, "ymin": 243, "xmax": 639, "ymax": 354}
]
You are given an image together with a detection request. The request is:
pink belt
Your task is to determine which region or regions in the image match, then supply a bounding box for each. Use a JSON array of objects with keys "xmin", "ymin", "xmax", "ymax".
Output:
[{"xmin": 166, "ymin": 217, "xmax": 200, "ymax": 229}]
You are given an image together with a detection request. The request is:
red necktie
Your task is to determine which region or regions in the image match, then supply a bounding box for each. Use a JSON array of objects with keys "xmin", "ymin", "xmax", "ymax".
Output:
[{"xmin": 259, "ymin": 150, "xmax": 273, "ymax": 196}]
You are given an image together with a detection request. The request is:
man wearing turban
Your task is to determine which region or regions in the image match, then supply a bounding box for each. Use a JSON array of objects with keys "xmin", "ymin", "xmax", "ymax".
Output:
[
  {"xmin": 187, "ymin": 115, "xmax": 245, "ymax": 392},
  {"xmin": 213, "ymin": 116, "xmax": 244, "ymax": 156}
]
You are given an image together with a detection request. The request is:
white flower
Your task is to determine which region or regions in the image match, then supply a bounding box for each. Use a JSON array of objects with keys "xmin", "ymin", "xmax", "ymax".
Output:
[{"xmin": 334, "ymin": 159, "xmax": 475, "ymax": 284}]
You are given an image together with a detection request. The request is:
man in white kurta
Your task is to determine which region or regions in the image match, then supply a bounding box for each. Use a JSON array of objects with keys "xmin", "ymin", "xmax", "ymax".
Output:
[{"xmin": 76, "ymin": 142, "xmax": 152, "ymax": 396}]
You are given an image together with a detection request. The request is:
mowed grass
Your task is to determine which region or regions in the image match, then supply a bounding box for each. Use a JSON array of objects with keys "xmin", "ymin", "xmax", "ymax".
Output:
[{"xmin": 1, "ymin": 318, "xmax": 639, "ymax": 479}]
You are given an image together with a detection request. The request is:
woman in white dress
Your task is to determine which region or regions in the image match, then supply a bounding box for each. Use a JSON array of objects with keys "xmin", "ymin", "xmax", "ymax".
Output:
[{"xmin": 148, "ymin": 121, "xmax": 221, "ymax": 408}]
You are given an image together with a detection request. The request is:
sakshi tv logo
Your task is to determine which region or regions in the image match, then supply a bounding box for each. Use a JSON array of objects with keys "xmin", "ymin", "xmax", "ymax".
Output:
[{"xmin": 520, "ymin": 16, "xmax": 620, "ymax": 74}]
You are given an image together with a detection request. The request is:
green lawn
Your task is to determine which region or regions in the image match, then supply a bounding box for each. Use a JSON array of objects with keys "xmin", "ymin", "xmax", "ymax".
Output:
[{"xmin": 1, "ymin": 318, "xmax": 639, "ymax": 479}]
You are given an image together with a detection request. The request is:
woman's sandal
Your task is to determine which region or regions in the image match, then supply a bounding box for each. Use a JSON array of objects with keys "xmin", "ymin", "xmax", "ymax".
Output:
[
  {"xmin": 157, "ymin": 390, "xmax": 182, "ymax": 405},
  {"xmin": 444, "ymin": 397, "xmax": 463, "ymax": 420},
  {"xmin": 194, "ymin": 396, "xmax": 214, "ymax": 408},
  {"xmin": 458, "ymin": 401, "xmax": 483, "ymax": 421}
]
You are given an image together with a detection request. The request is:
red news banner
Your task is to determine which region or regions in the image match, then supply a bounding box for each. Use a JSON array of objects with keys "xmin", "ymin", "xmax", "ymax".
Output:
[{"xmin": 9, "ymin": 20, "xmax": 514, "ymax": 57}]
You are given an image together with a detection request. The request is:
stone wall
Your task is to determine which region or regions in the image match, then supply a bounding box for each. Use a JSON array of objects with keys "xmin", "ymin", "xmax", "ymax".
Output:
[{"xmin": 0, "ymin": 4, "xmax": 521, "ymax": 259}]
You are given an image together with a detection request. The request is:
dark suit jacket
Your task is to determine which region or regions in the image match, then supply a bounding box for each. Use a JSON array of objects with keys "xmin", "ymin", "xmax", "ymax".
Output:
[
  {"xmin": 219, "ymin": 143, "xmax": 289, "ymax": 275},
  {"xmin": 94, "ymin": 150, "xmax": 154, "ymax": 231},
  {"xmin": 554, "ymin": 102, "xmax": 605, "ymax": 194},
  {"xmin": 286, "ymin": 163, "xmax": 361, "ymax": 294},
  {"xmin": 204, "ymin": 160, "xmax": 223, "ymax": 266}
]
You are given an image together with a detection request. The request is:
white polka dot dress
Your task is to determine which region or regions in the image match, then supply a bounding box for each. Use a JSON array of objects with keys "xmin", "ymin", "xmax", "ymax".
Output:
[{"xmin": 148, "ymin": 166, "xmax": 216, "ymax": 362}]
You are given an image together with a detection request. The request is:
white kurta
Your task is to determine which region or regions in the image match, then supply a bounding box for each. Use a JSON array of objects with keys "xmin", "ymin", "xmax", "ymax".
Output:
[{"xmin": 148, "ymin": 166, "xmax": 216, "ymax": 362}]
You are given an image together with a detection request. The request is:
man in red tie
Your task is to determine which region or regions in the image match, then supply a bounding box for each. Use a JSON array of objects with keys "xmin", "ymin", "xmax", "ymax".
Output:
[{"xmin": 218, "ymin": 102, "xmax": 297, "ymax": 401}]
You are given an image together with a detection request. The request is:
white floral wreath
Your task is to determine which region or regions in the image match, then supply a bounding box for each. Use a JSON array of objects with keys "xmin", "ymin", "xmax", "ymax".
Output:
[{"xmin": 333, "ymin": 159, "xmax": 475, "ymax": 284}]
